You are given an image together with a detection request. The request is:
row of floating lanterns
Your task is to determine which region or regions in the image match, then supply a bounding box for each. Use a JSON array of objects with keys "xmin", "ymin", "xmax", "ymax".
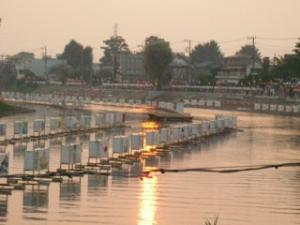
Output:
[
  {"xmin": 1, "ymin": 91, "xmax": 185, "ymax": 113},
  {"xmin": 254, "ymin": 103, "xmax": 300, "ymax": 113},
  {"xmin": 0, "ymin": 115, "xmax": 237, "ymax": 176},
  {"xmin": 0, "ymin": 112, "xmax": 125, "ymax": 138}
]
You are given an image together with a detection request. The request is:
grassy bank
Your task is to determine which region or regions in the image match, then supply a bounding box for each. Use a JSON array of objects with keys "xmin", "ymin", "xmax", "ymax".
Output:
[{"xmin": 0, "ymin": 101, "xmax": 34, "ymax": 118}]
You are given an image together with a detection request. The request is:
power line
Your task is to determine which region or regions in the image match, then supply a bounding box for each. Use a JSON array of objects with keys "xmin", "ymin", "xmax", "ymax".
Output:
[{"xmin": 257, "ymin": 36, "xmax": 299, "ymax": 41}]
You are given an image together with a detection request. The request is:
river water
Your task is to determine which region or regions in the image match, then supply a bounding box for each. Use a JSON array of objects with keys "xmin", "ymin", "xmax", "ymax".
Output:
[{"xmin": 0, "ymin": 106, "xmax": 300, "ymax": 225}]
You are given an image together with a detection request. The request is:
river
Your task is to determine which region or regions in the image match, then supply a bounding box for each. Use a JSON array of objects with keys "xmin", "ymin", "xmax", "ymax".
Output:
[{"xmin": 0, "ymin": 106, "xmax": 299, "ymax": 225}]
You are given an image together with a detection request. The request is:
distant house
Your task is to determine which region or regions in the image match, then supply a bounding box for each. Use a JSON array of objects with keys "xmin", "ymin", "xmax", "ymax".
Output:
[
  {"xmin": 170, "ymin": 55, "xmax": 193, "ymax": 85},
  {"xmin": 15, "ymin": 58, "xmax": 66, "ymax": 79},
  {"xmin": 216, "ymin": 55, "xmax": 261, "ymax": 85},
  {"xmin": 119, "ymin": 53, "xmax": 147, "ymax": 82}
]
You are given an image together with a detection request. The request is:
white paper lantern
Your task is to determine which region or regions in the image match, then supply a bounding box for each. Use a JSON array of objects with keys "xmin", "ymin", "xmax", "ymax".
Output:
[
  {"xmin": 160, "ymin": 128, "xmax": 169, "ymax": 144},
  {"xmin": 171, "ymin": 127, "xmax": 181, "ymax": 142},
  {"xmin": 175, "ymin": 103, "xmax": 184, "ymax": 113},
  {"xmin": 33, "ymin": 119, "xmax": 46, "ymax": 133},
  {"xmin": 114, "ymin": 112, "xmax": 123, "ymax": 124},
  {"xmin": 105, "ymin": 112, "xmax": 115, "ymax": 125},
  {"xmin": 0, "ymin": 123, "xmax": 6, "ymax": 136},
  {"xmin": 146, "ymin": 131, "xmax": 159, "ymax": 146},
  {"xmin": 95, "ymin": 113, "xmax": 104, "ymax": 127},
  {"xmin": 112, "ymin": 136, "xmax": 129, "ymax": 153},
  {"xmin": 192, "ymin": 124, "xmax": 199, "ymax": 137},
  {"xmin": 130, "ymin": 133, "xmax": 144, "ymax": 150},
  {"xmin": 254, "ymin": 103, "xmax": 261, "ymax": 110},
  {"xmin": 80, "ymin": 115, "xmax": 91, "ymax": 128},
  {"xmin": 24, "ymin": 148, "xmax": 49, "ymax": 171},
  {"xmin": 89, "ymin": 140, "xmax": 109, "ymax": 158},
  {"xmin": 14, "ymin": 121, "xmax": 28, "ymax": 135},
  {"xmin": 50, "ymin": 117, "xmax": 62, "ymax": 130},
  {"xmin": 64, "ymin": 116, "xmax": 78, "ymax": 129},
  {"xmin": 61, "ymin": 145, "xmax": 82, "ymax": 165}
]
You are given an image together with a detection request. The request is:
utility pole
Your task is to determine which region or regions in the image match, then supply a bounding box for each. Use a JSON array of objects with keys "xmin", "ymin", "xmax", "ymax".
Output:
[
  {"xmin": 113, "ymin": 24, "xmax": 118, "ymax": 37},
  {"xmin": 41, "ymin": 46, "xmax": 48, "ymax": 82},
  {"xmin": 247, "ymin": 36, "xmax": 257, "ymax": 76},
  {"xmin": 184, "ymin": 39, "xmax": 193, "ymax": 84},
  {"xmin": 184, "ymin": 39, "xmax": 192, "ymax": 57}
]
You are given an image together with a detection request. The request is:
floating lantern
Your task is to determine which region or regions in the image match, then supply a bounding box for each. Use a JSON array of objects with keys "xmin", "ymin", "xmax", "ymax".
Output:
[
  {"xmin": 61, "ymin": 144, "xmax": 82, "ymax": 165},
  {"xmin": 33, "ymin": 119, "xmax": 46, "ymax": 133},
  {"xmin": 14, "ymin": 121, "xmax": 28, "ymax": 135},
  {"xmin": 0, "ymin": 123, "xmax": 6, "ymax": 136},
  {"xmin": 130, "ymin": 133, "xmax": 144, "ymax": 151}
]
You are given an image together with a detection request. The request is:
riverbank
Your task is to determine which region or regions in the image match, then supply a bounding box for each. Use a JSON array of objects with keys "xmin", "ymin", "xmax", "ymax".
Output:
[{"xmin": 0, "ymin": 101, "xmax": 34, "ymax": 118}]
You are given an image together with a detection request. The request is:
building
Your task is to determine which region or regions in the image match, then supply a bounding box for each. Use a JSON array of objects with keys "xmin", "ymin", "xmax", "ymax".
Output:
[
  {"xmin": 15, "ymin": 58, "xmax": 66, "ymax": 79},
  {"xmin": 170, "ymin": 55, "xmax": 193, "ymax": 85},
  {"xmin": 216, "ymin": 55, "xmax": 261, "ymax": 85},
  {"xmin": 119, "ymin": 53, "xmax": 147, "ymax": 82}
]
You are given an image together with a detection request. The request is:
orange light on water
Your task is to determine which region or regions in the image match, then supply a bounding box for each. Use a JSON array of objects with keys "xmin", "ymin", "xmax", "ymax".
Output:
[
  {"xmin": 142, "ymin": 121, "xmax": 160, "ymax": 130},
  {"xmin": 138, "ymin": 176, "xmax": 157, "ymax": 225}
]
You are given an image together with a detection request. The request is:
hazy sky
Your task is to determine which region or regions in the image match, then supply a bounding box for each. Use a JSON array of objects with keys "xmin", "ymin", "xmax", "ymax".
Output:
[{"xmin": 1, "ymin": 0, "xmax": 299, "ymax": 61}]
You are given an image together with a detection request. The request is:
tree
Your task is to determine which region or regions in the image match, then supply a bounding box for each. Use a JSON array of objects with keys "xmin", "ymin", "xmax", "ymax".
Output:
[
  {"xmin": 292, "ymin": 38, "xmax": 300, "ymax": 76},
  {"xmin": 59, "ymin": 40, "xmax": 84, "ymax": 68},
  {"xmin": 100, "ymin": 35, "xmax": 129, "ymax": 65},
  {"xmin": 236, "ymin": 44, "xmax": 261, "ymax": 62},
  {"xmin": 258, "ymin": 57, "xmax": 272, "ymax": 82},
  {"xmin": 145, "ymin": 36, "xmax": 165, "ymax": 46},
  {"xmin": 59, "ymin": 40, "xmax": 94, "ymax": 84},
  {"xmin": 49, "ymin": 64, "xmax": 73, "ymax": 85},
  {"xmin": 9, "ymin": 52, "xmax": 35, "ymax": 63},
  {"xmin": 144, "ymin": 37, "xmax": 173, "ymax": 90},
  {"xmin": 190, "ymin": 40, "xmax": 224, "ymax": 66},
  {"xmin": 0, "ymin": 61, "xmax": 17, "ymax": 89}
]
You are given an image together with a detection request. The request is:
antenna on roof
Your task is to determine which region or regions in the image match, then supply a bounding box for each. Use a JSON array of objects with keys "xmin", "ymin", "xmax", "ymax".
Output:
[{"xmin": 113, "ymin": 24, "xmax": 118, "ymax": 37}]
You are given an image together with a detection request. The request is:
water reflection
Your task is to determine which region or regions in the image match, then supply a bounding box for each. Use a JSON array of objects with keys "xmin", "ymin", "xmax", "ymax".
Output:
[
  {"xmin": 59, "ymin": 180, "xmax": 81, "ymax": 201},
  {"xmin": 23, "ymin": 185, "xmax": 49, "ymax": 211},
  {"xmin": 0, "ymin": 195, "xmax": 8, "ymax": 217},
  {"xmin": 138, "ymin": 177, "xmax": 157, "ymax": 225},
  {"xmin": 49, "ymin": 138, "xmax": 63, "ymax": 147},
  {"xmin": 87, "ymin": 175, "xmax": 108, "ymax": 192}
]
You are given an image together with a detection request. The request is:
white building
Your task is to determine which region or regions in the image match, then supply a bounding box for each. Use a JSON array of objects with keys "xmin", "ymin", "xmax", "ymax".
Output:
[
  {"xmin": 216, "ymin": 55, "xmax": 261, "ymax": 85},
  {"xmin": 119, "ymin": 53, "xmax": 146, "ymax": 81},
  {"xmin": 16, "ymin": 58, "xmax": 66, "ymax": 79}
]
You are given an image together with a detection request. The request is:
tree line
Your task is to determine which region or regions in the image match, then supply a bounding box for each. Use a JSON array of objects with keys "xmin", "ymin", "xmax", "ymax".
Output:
[{"xmin": 1, "ymin": 35, "xmax": 300, "ymax": 90}]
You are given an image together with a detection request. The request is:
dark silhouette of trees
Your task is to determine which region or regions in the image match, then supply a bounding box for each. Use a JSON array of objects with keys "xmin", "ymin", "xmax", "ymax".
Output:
[{"xmin": 144, "ymin": 37, "xmax": 173, "ymax": 90}]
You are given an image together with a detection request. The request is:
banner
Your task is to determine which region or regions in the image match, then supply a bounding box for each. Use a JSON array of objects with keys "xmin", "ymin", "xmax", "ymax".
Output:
[
  {"xmin": 33, "ymin": 119, "xmax": 46, "ymax": 133},
  {"xmin": 14, "ymin": 121, "xmax": 28, "ymax": 135},
  {"xmin": 0, "ymin": 124, "xmax": 6, "ymax": 136}
]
